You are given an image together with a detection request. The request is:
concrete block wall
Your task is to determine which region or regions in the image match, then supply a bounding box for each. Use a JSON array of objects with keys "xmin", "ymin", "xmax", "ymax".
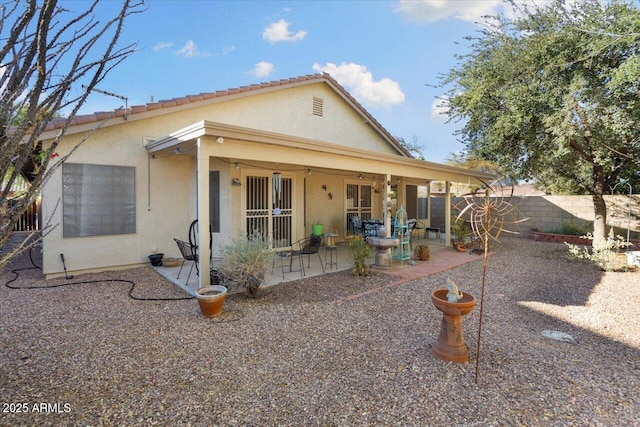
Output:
[{"xmin": 426, "ymin": 194, "xmax": 640, "ymax": 238}]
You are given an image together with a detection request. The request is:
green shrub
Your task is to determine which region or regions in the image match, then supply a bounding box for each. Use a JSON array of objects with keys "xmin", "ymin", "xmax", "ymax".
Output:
[
  {"xmin": 548, "ymin": 221, "xmax": 592, "ymax": 236},
  {"xmin": 345, "ymin": 235, "xmax": 372, "ymax": 276},
  {"xmin": 217, "ymin": 231, "xmax": 276, "ymax": 297}
]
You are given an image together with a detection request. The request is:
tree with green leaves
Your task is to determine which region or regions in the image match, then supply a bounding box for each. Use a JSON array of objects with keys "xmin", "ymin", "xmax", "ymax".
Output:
[
  {"xmin": 0, "ymin": 0, "xmax": 145, "ymax": 270},
  {"xmin": 440, "ymin": 0, "xmax": 640, "ymax": 245}
]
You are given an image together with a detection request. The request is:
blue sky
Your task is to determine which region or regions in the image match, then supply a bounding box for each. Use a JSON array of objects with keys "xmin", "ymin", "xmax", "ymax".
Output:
[{"xmin": 71, "ymin": 0, "xmax": 545, "ymax": 163}]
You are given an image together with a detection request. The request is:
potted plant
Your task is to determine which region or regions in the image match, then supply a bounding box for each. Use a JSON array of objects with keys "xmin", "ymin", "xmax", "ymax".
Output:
[
  {"xmin": 414, "ymin": 244, "xmax": 430, "ymax": 261},
  {"xmin": 217, "ymin": 231, "xmax": 276, "ymax": 298},
  {"xmin": 148, "ymin": 253, "xmax": 164, "ymax": 266},
  {"xmin": 451, "ymin": 216, "xmax": 472, "ymax": 252},
  {"xmin": 345, "ymin": 235, "xmax": 373, "ymax": 276}
]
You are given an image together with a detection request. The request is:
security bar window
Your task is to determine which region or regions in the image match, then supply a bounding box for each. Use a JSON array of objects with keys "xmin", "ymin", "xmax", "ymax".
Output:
[{"xmin": 62, "ymin": 163, "xmax": 136, "ymax": 237}]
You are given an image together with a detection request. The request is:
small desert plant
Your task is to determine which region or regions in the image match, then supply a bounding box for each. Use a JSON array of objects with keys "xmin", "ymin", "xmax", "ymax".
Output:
[
  {"xmin": 217, "ymin": 231, "xmax": 276, "ymax": 297},
  {"xmin": 566, "ymin": 233, "xmax": 630, "ymax": 271},
  {"xmin": 451, "ymin": 215, "xmax": 472, "ymax": 244},
  {"xmin": 345, "ymin": 235, "xmax": 372, "ymax": 276}
]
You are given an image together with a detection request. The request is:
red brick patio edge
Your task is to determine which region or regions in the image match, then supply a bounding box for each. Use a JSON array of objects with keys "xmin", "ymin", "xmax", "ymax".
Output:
[{"xmin": 332, "ymin": 250, "xmax": 484, "ymax": 304}]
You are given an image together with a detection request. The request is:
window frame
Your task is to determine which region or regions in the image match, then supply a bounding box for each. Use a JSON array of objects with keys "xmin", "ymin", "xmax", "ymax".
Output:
[{"xmin": 62, "ymin": 163, "xmax": 136, "ymax": 238}]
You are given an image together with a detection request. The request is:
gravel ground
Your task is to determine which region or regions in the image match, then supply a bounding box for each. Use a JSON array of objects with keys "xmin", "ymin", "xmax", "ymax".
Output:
[{"xmin": 1, "ymin": 238, "xmax": 639, "ymax": 426}]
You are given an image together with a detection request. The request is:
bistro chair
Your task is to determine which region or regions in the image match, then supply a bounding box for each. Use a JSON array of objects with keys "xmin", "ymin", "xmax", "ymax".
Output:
[
  {"xmin": 407, "ymin": 218, "xmax": 418, "ymax": 249},
  {"xmin": 174, "ymin": 238, "xmax": 199, "ymax": 284},
  {"xmin": 274, "ymin": 243, "xmax": 305, "ymax": 280},
  {"xmin": 289, "ymin": 235, "xmax": 325, "ymax": 276}
]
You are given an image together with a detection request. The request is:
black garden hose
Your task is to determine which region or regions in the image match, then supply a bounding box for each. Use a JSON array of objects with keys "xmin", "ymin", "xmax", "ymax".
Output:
[{"xmin": 4, "ymin": 247, "xmax": 195, "ymax": 301}]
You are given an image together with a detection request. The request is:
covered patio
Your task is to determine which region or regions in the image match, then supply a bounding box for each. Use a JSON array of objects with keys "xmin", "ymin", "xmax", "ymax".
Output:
[
  {"xmin": 146, "ymin": 120, "xmax": 495, "ymax": 289},
  {"xmin": 154, "ymin": 231, "xmax": 483, "ymax": 296}
]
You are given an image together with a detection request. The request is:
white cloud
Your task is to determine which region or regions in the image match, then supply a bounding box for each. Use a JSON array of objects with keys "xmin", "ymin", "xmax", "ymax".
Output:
[
  {"xmin": 429, "ymin": 95, "xmax": 450, "ymax": 123},
  {"xmin": 153, "ymin": 42, "xmax": 174, "ymax": 52},
  {"xmin": 262, "ymin": 19, "xmax": 307, "ymax": 43},
  {"xmin": 395, "ymin": 0, "xmax": 558, "ymax": 23},
  {"xmin": 221, "ymin": 45, "xmax": 236, "ymax": 55},
  {"xmin": 395, "ymin": 0, "xmax": 501, "ymax": 23},
  {"xmin": 312, "ymin": 62, "xmax": 405, "ymax": 108},
  {"xmin": 249, "ymin": 61, "xmax": 274, "ymax": 78},
  {"xmin": 176, "ymin": 40, "xmax": 210, "ymax": 58}
]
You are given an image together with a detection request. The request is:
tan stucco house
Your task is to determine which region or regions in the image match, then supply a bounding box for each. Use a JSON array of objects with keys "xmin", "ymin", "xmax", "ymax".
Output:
[{"xmin": 39, "ymin": 73, "xmax": 493, "ymax": 285}]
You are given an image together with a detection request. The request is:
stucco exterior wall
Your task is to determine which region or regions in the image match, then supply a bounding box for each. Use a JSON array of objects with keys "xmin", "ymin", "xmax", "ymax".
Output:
[
  {"xmin": 41, "ymin": 119, "xmax": 193, "ymax": 277},
  {"xmin": 227, "ymin": 84, "xmax": 398, "ymax": 154},
  {"xmin": 303, "ymin": 173, "xmax": 385, "ymax": 241}
]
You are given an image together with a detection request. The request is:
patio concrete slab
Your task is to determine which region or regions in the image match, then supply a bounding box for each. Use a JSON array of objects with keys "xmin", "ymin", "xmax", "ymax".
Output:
[{"xmin": 155, "ymin": 236, "xmax": 483, "ymax": 295}]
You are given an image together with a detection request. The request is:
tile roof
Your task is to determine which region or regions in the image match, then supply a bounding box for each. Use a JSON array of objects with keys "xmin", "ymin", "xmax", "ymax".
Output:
[{"xmin": 44, "ymin": 73, "xmax": 410, "ymax": 157}]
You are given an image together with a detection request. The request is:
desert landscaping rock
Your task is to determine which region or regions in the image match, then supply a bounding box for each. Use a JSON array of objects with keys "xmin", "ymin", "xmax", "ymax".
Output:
[{"xmin": 1, "ymin": 238, "xmax": 639, "ymax": 426}]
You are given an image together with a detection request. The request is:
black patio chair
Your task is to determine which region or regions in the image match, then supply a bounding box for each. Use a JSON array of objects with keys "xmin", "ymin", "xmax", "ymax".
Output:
[
  {"xmin": 289, "ymin": 235, "xmax": 325, "ymax": 276},
  {"xmin": 407, "ymin": 218, "xmax": 418, "ymax": 249},
  {"xmin": 275, "ymin": 243, "xmax": 305, "ymax": 279},
  {"xmin": 174, "ymin": 238, "xmax": 199, "ymax": 284}
]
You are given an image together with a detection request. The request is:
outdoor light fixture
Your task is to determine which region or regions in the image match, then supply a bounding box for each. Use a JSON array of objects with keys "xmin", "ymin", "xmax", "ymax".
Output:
[
  {"xmin": 233, "ymin": 162, "xmax": 240, "ymax": 169},
  {"xmin": 307, "ymin": 168, "xmax": 312, "ymax": 175},
  {"xmin": 216, "ymin": 136, "xmax": 224, "ymax": 144},
  {"xmin": 232, "ymin": 178, "xmax": 241, "ymax": 186},
  {"xmin": 358, "ymin": 174, "xmax": 363, "ymax": 180},
  {"xmin": 173, "ymin": 147, "xmax": 180, "ymax": 154}
]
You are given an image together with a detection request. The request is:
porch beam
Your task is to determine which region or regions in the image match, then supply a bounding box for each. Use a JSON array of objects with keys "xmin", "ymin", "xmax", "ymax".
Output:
[
  {"xmin": 147, "ymin": 121, "xmax": 495, "ymax": 185},
  {"xmin": 199, "ymin": 136, "xmax": 485, "ymax": 185},
  {"xmin": 196, "ymin": 138, "xmax": 211, "ymax": 289},
  {"xmin": 426, "ymin": 181, "xmax": 432, "ymax": 228},
  {"xmin": 444, "ymin": 181, "xmax": 452, "ymax": 247},
  {"xmin": 384, "ymin": 173, "xmax": 392, "ymax": 236}
]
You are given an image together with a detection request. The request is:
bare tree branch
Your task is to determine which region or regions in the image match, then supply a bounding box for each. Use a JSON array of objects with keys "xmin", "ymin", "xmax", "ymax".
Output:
[{"xmin": 1, "ymin": 0, "xmax": 146, "ymax": 270}]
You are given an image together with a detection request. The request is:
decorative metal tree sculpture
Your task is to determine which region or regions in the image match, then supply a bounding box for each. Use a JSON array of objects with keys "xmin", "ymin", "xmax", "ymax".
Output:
[{"xmin": 455, "ymin": 181, "xmax": 528, "ymax": 383}]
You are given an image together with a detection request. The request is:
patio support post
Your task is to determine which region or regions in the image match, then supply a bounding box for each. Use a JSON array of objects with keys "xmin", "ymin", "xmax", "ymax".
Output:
[
  {"xmin": 384, "ymin": 173, "xmax": 392, "ymax": 237},
  {"xmin": 196, "ymin": 138, "xmax": 211, "ymax": 289},
  {"xmin": 426, "ymin": 180, "xmax": 432, "ymax": 228},
  {"xmin": 444, "ymin": 181, "xmax": 452, "ymax": 247}
]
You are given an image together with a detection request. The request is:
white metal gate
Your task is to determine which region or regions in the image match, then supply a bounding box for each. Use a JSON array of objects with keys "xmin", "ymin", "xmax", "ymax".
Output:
[
  {"xmin": 346, "ymin": 183, "xmax": 372, "ymax": 235},
  {"xmin": 245, "ymin": 174, "xmax": 293, "ymax": 248}
]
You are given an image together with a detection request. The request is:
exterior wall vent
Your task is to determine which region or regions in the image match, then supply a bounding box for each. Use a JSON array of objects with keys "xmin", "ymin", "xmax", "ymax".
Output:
[{"xmin": 312, "ymin": 97, "xmax": 323, "ymax": 117}]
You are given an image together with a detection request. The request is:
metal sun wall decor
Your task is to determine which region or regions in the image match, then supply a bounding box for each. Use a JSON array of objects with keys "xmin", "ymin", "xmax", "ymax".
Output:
[{"xmin": 454, "ymin": 180, "xmax": 528, "ymax": 384}]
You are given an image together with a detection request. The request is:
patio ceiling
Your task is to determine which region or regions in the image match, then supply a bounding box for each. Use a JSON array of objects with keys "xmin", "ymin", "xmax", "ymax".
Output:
[{"xmin": 146, "ymin": 120, "xmax": 496, "ymax": 185}]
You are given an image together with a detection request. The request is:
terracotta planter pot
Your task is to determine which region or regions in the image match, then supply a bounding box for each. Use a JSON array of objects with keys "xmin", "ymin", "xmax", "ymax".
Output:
[
  {"xmin": 431, "ymin": 289, "xmax": 476, "ymax": 363},
  {"xmin": 195, "ymin": 285, "xmax": 227, "ymax": 317}
]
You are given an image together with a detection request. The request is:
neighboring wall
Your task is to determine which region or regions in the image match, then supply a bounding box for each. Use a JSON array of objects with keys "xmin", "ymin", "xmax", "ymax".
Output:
[{"xmin": 429, "ymin": 194, "xmax": 640, "ymax": 237}]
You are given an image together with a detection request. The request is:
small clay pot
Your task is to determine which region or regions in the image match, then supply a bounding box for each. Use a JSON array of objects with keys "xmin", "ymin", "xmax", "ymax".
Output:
[{"xmin": 195, "ymin": 285, "xmax": 227, "ymax": 317}]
